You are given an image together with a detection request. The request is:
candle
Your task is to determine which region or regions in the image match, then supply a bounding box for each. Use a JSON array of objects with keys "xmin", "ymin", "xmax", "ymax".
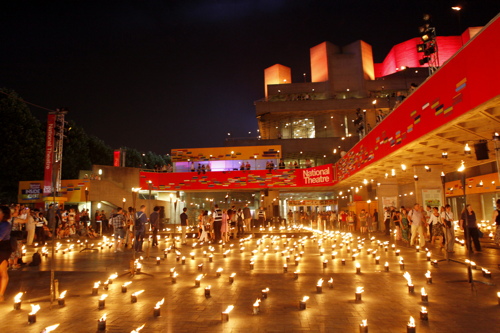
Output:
[
  {"xmin": 195, "ymin": 274, "xmax": 203, "ymax": 287},
  {"xmin": 190, "ymin": 252, "xmax": 195, "ymax": 259},
  {"xmin": 421, "ymin": 287, "xmax": 428, "ymax": 302},
  {"xmin": 156, "ymin": 257, "xmax": 161, "ymax": 265},
  {"xmin": 425, "ymin": 270, "xmax": 432, "ymax": 284},
  {"xmin": 299, "ymin": 296, "xmax": 309, "ymax": 310},
  {"xmin": 229, "ymin": 273, "xmax": 236, "ymax": 284},
  {"xmin": 331, "ymin": 251, "xmax": 337, "ymax": 259},
  {"xmin": 209, "ymin": 254, "xmax": 213, "ymax": 262},
  {"xmin": 216, "ymin": 267, "xmax": 223, "ymax": 277},
  {"xmin": 342, "ymin": 259, "xmax": 346, "ymax": 266},
  {"xmin": 108, "ymin": 273, "xmax": 117, "ymax": 284},
  {"xmin": 356, "ymin": 262, "xmax": 361, "ymax": 274},
  {"xmin": 359, "ymin": 319, "xmax": 368, "ymax": 333},
  {"xmin": 420, "ymin": 306, "xmax": 428, "ymax": 321},
  {"xmin": 131, "ymin": 290, "xmax": 144, "ymax": 303},
  {"xmin": 352, "ymin": 253, "xmax": 359, "ymax": 261},
  {"xmin": 98, "ymin": 294, "xmax": 107, "ymax": 309},
  {"xmin": 416, "ymin": 245, "xmax": 420, "ymax": 252},
  {"xmin": 323, "ymin": 260, "xmax": 328, "ymax": 268},
  {"xmin": 427, "ymin": 251, "xmax": 431, "ymax": 261},
  {"xmin": 198, "ymin": 263, "xmax": 204, "ymax": 271},
  {"xmin": 407, "ymin": 316, "xmax": 416, "ymax": 333},
  {"xmin": 395, "ymin": 249, "xmax": 400, "ymax": 256},
  {"xmin": 471, "ymin": 261, "xmax": 477, "ymax": 269},
  {"xmin": 432, "ymin": 260, "xmax": 438, "ymax": 267},
  {"xmin": 92, "ymin": 281, "xmax": 101, "ymax": 296},
  {"xmin": 294, "ymin": 270, "xmax": 300, "ymax": 280},
  {"xmin": 283, "ymin": 263, "xmax": 288, "ymax": 273},
  {"xmin": 295, "ymin": 257, "xmax": 300, "ymax": 266},
  {"xmin": 205, "ymin": 286, "xmax": 211, "ymax": 298},
  {"xmin": 122, "ymin": 281, "xmax": 132, "ymax": 293},
  {"xmin": 400, "ymin": 259, "xmax": 405, "ymax": 270},
  {"xmin": 13, "ymin": 292, "xmax": 23, "ymax": 310},
  {"xmin": 328, "ymin": 277, "xmax": 333, "ymax": 289},
  {"xmin": 153, "ymin": 298, "xmax": 164, "ymax": 317},
  {"xmin": 172, "ymin": 272, "xmax": 178, "ymax": 283},
  {"xmin": 58, "ymin": 290, "xmax": 67, "ymax": 306},
  {"xmin": 103, "ymin": 280, "xmax": 109, "ymax": 290},
  {"xmin": 28, "ymin": 304, "xmax": 40, "ymax": 324},
  {"xmin": 355, "ymin": 287, "xmax": 364, "ymax": 301},
  {"xmin": 131, "ymin": 324, "xmax": 145, "ymax": 333},
  {"xmin": 182, "ymin": 256, "xmax": 186, "ymax": 264},
  {"xmin": 317, "ymin": 278, "xmax": 324, "ymax": 293},
  {"xmin": 253, "ymin": 299, "xmax": 261, "ymax": 314},
  {"xmin": 384, "ymin": 262, "xmax": 389, "ymax": 271},
  {"xmin": 482, "ymin": 268, "xmax": 491, "ymax": 278},
  {"xmin": 261, "ymin": 288, "xmax": 269, "ymax": 299},
  {"xmin": 42, "ymin": 324, "xmax": 60, "ymax": 333},
  {"xmin": 221, "ymin": 305, "xmax": 234, "ymax": 321},
  {"xmin": 97, "ymin": 314, "xmax": 107, "ymax": 331}
]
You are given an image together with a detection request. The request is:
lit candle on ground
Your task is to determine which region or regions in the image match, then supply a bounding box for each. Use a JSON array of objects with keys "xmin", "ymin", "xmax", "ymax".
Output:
[
  {"xmin": 122, "ymin": 281, "xmax": 132, "ymax": 293},
  {"xmin": 323, "ymin": 260, "xmax": 328, "ymax": 268},
  {"xmin": 198, "ymin": 263, "xmax": 204, "ymax": 271},
  {"xmin": 427, "ymin": 251, "xmax": 431, "ymax": 261},
  {"xmin": 399, "ymin": 259, "xmax": 405, "ymax": 270},
  {"xmin": 221, "ymin": 305, "xmax": 234, "ymax": 321},
  {"xmin": 190, "ymin": 252, "xmax": 195, "ymax": 259},
  {"xmin": 295, "ymin": 257, "xmax": 300, "ymax": 266},
  {"xmin": 331, "ymin": 251, "xmax": 337, "ymax": 259},
  {"xmin": 131, "ymin": 290, "xmax": 144, "ymax": 303},
  {"xmin": 28, "ymin": 304, "xmax": 40, "ymax": 324},
  {"xmin": 253, "ymin": 299, "xmax": 261, "ymax": 314},
  {"xmin": 425, "ymin": 270, "xmax": 432, "ymax": 284},
  {"xmin": 261, "ymin": 288, "xmax": 269, "ymax": 299},
  {"xmin": 153, "ymin": 298, "xmax": 165, "ymax": 317},
  {"xmin": 420, "ymin": 306, "xmax": 428, "ymax": 320},
  {"xmin": 471, "ymin": 261, "xmax": 477, "ymax": 269},
  {"xmin": 204, "ymin": 285, "xmax": 211, "ymax": 298},
  {"xmin": 356, "ymin": 262, "xmax": 361, "ymax": 274},
  {"xmin": 432, "ymin": 260, "xmax": 438, "ymax": 267},
  {"xmin": 404, "ymin": 272, "xmax": 414, "ymax": 293},
  {"xmin": 42, "ymin": 324, "xmax": 60, "ymax": 333},
  {"xmin": 283, "ymin": 263, "xmax": 288, "ymax": 273},
  {"xmin": 92, "ymin": 281, "xmax": 101, "ymax": 296},
  {"xmin": 482, "ymin": 268, "xmax": 492, "ymax": 278},
  {"xmin": 103, "ymin": 280, "xmax": 109, "ymax": 290},
  {"xmin": 172, "ymin": 272, "xmax": 178, "ymax": 283},
  {"xmin": 359, "ymin": 319, "xmax": 368, "ymax": 333},
  {"xmin": 407, "ymin": 316, "xmax": 416, "ymax": 333},
  {"xmin": 421, "ymin": 287, "xmax": 428, "ymax": 302},
  {"xmin": 98, "ymin": 294, "xmax": 108, "ymax": 309},
  {"xmin": 384, "ymin": 262, "xmax": 389, "ymax": 271},
  {"xmin": 229, "ymin": 273, "xmax": 236, "ymax": 284},
  {"xmin": 299, "ymin": 296, "xmax": 309, "ymax": 310},
  {"xmin": 58, "ymin": 290, "xmax": 67, "ymax": 306},
  {"xmin": 97, "ymin": 314, "xmax": 107, "ymax": 331},
  {"xmin": 352, "ymin": 253, "xmax": 359, "ymax": 261},
  {"xmin": 328, "ymin": 277, "xmax": 333, "ymax": 289},
  {"xmin": 250, "ymin": 261, "xmax": 254, "ymax": 269},
  {"xmin": 294, "ymin": 270, "xmax": 300, "ymax": 280},
  {"xmin": 136, "ymin": 262, "xmax": 142, "ymax": 273},
  {"xmin": 209, "ymin": 254, "xmax": 213, "ymax": 262},
  {"xmin": 216, "ymin": 267, "xmax": 223, "ymax": 277},
  {"xmin": 13, "ymin": 292, "xmax": 23, "ymax": 310},
  {"xmin": 156, "ymin": 257, "xmax": 161, "ymax": 265},
  {"xmin": 181, "ymin": 256, "xmax": 186, "ymax": 264},
  {"xmin": 355, "ymin": 287, "xmax": 364, "ymax": 301},
  {"xmin": 416, "ymin": 245, "xmax": 420, "ymax": 252},
  {"xmin": 195, "ymin": 274, "xmax": 203, "ymax": 287},
  {"xmin": 395, "ymin": 249, "xmax": 400, "ymax": 256},
  {"xmin": 131, "ymin": 324, "xmax": 145, "ymax": 333},
  {"xmin": 342, "ymin": 259, "xmax": 346, "ymax": 266},
  {"xmin": 108, "ymin": 273, "xmax": 117, "ymax": 284}
]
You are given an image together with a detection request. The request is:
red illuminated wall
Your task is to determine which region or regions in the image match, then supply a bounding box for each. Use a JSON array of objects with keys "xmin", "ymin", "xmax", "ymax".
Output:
[{"xmin": 338, "ymin": 18, "xmax": 500, "ymax": 181}]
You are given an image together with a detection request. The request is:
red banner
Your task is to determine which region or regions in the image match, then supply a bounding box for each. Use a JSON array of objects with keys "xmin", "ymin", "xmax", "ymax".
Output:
[
  {"xmin": 113, "ymin": 150, "xmax": 121, "ymax": 167},
  {"xmin": 297, "ymin": 164, "xmax": 334, "ymax": 186},
  {"xmin": 43, "ymin": 113, "xmax": 56, "ymax": 196}
]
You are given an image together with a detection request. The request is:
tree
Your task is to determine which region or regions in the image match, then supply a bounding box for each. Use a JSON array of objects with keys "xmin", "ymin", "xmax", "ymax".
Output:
[
  {"xmin": 61, "ymin": 121, "xmax": 91, "ymax": 179},
  {"xmin": 88, "ymin": 135, "xmax": 113, "ymax": 166},
  {"xmin": 0, "ymin": 89, "xmax": 45, "ymax": 203},
  {"xmin": 123, "ymin": 147, "xmax": 143, "ymax": 168}
]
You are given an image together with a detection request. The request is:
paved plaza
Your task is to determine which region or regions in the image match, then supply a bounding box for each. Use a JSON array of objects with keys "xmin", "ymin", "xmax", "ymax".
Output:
[{"xmin": 1, "ymin": 230, "xmax": 500, "ymax": 333}]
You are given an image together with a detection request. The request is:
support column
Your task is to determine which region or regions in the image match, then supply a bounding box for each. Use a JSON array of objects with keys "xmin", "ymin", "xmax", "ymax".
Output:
[
  {"xmin": 413, "ymin": 165, "xmax": 445, "ymax": 208},
  {"xmin": 260, "ymin": 190, "xmax": 280, "ymax": 227}
]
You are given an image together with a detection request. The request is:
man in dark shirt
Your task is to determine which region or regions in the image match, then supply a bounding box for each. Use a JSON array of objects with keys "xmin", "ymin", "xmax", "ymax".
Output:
[
  {"xmin": 180, "ymin": 207, "xmax": 188, "ymax": 245},
  {"xmin": 150, "ymin": 206, "xmax": 160, "ymax": 247},
  {"xmin": 135, "ymin": 205, "xmax": 147, "ymax": 253},
  {"xmin": 213, "ymin": 205, "xmax": 222, "ymax": 242},
  {"xmin": 243, "ymin": 204, "xmax": 252, "ymax": 233}
]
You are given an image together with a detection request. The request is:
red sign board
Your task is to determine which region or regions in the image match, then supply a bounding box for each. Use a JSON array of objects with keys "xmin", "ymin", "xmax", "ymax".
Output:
[{"xmin": 113, "ymin": 150, "xmax": 121, "ymax": 167}]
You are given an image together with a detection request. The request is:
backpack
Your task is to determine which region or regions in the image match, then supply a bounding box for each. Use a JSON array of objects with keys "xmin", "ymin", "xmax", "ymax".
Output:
[{"xmin": 135, "ymin": 212, "xmax": 143, "ymax": 228}]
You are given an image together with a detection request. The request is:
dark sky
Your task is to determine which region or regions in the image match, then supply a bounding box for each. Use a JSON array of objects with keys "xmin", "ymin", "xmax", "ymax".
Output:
[{"xmin": 1, "ymin": 1, "xmax": 498, "ymax": 155}]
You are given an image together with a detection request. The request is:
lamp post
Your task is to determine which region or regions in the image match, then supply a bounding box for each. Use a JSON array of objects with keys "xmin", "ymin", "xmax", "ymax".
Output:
[
  {"xmin": 440, "ymin": 172, "xmax": 446, "ymax": 207},
  {"xmin": 458, "ymin": 161, "xmax": 473, "ymax": 283},
  {"xmin": 85, "ymin": 187, "xmax": 89, "ymax": 211}
]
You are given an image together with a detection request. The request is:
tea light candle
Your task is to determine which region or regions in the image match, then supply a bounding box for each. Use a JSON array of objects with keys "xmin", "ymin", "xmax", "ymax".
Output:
[
  {"xmin": 425, "ymin": 270, "xmax": 432, "ymax": 284},
  {"xmin": 131, "ymin": 290, "xmax": 143, "ymax": 303},
  {"xmin": 355, "ymin": 287, "xmax": 364, "ymax": 301},
  {"xmin": 359, "ymin": 319, "xmax": 368, "ymax": 333},
  {"xmin": 261, "ymin": 288, "xmax": 269, "ymax": 299},
  {"xmin": 122, "ymin": 281, "xmax": 132, "ymax": 293},
  {"xmin": 221, "ymin": 305, "xmax": 234, "ymax": 322},
  {"xmin": 58, "ymin": 290, "xmax": 67, "ymax": 307},
  {"xmin": 97, "ymin": 314, "xmax": 106, "ymax": 331},
  {"xmin": 92, "ymin": 282, "xmax": 101, "ymax": 296},
  {"xmin": 427, "ymin": 251, "xmax": 431, "ymax": 261},
  {"xmin": 416, "ymin": 245, "xmax": 420, "ymax": 252},
  {"xmin": 253, "ymin": 299, "xmax": 261, "ymax": 314},
  {"xmin": 195, "ymin": 274, "xmax": 203, "ymax": 287},
  {"xmin": 355, "ymin": 262, "xmax": 361, "ymax": 274},
  {"xmin": 421, "ymin": 287, "xmax": 428, "ymax": 302},
  {"xmin": 181, "ymin": 256, "xmax": 186, "ymax": 264},
  {"xmin": 205, "ymin": 286, "xmax": 211, "ymax": 298},
  {"xmin": 317, "ymin": 278, "xmax": 324, "ymax": 293},
  {"xmin": 328, "ymin": 277, "xmax": 333, "ymax": 289},
  {"xmin": 294, "ymin": 270, "xmax": 300, "ymax": 280},
  {"xmin": 172, "ymin": 272, "xmax": 178, "ymax": 283},
  {"xmin": 283, "ymin": 263, "xmax": 288, "ymax": 273},
  {"xmin": 299, "ymin": 296, "xmax": 309, "ymax": 310},
  {"xmin": 341, "ymin": 259, "xmax": 346, "ymax": 266},
  {"xmin": 407, "ymin": 316, "xmax": 416, "ymax": 333},
  {"xmin": 229, "ymin": 273, "xmax": 236, "ymax": 284},
  {"xmin": 384, "ymin": 262, "xmax": 389, "ymax": 271},
  {"xmin": 216, "ymin": 267, "xmax": 223, "ymax": 277},
  {"xmin": 98, "ymin": 294, "xmax": 108, "ymax": 309},
  {"xmin": 420, "ymin": 306, "xmax": 428, "ymax": 321},
  {"xmin": 198, "ymin": 263, "xmax": 204, "ymax": 271},
  {"xmin": 13, "ymin": 292, "xmax": 23, "ymax": 310},
  {"xmin": 331, "ymin": 251, "xmax": 337, "ymax": 259},
  {"xmin": 323, "ymin": 260, "xmax": 328, "ymax": 268},
  {"xmin": 156, "ymin": 257, "xmax": 161, "ymax": 265},
  {"xmin": 395, "ymin": 249, "xmax": 400, "ymax": 256},
  {"xmin": 153, "ymin": 298, "xmax": 164, "ymax": 317}
]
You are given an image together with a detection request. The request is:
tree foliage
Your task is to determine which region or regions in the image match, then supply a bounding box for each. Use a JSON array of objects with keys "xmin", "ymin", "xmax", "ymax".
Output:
[{"xmin": 0, "ymin": 89, "xmax": 45, "ymax": 203}]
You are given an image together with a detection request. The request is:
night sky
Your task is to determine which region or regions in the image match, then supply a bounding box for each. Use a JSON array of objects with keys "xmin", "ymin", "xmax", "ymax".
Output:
[{"xmin": 1, "ymin": 1, "xmax": 498, "ymax": 155}]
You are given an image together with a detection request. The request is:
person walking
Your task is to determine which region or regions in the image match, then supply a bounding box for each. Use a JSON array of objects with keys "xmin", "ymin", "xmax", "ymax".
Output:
[
  {"xmin": 383, "ymin": 207, "xmax": 391, "ymax": 235},
  {"xmin": 401, "ymin": 208, "xmax": 410, "ymax": 244},
  {"xmin": 441, "ymin": 204, "xmax": 455, "ymax": 253},
  {"xmin": 460, "ymin": 204, "xmax": 482, "ymax": 253},
  {"xmin": 134, "ymin": 205, "xmax": 147, "ymax": 253},
  {"xmin": 236, "ymin": 208, "xmax": 244, "ymax": 238},
  {"xmin": 408, "ymin": 203, "xmax": 426, "ymax": 248},
  {"xmin": 257, "ymin": 207, "xmax": 266, "ymax": 229},
  {"xmin": 180, "ymin": 207, "xmax": 188, "ymax": 245},
  {"xmin": 243, "ymin": 204, "xmax": 252, "ymax": 232},
  {"xmin": 111, "ymin": 208, "xmax": 126, "ymax": 252},
  {"xmin": 429, "ymin": 207, "xmax": 444, "ymax": 248},
  {"xmin": 212, "ymin": 205, "xmax": 222, "ymax": 242},
  {"xmin": 0, "ymin": 206, "xmax": 13, "ymax": 302},
  {"xmin": 150, "ymin": 206, "xmax": 160, "ymax": 247}
]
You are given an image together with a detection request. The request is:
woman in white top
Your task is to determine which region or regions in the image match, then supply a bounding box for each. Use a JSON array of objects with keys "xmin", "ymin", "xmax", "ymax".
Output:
[
  {"xmin": 441, "ymin": 204, "xmax": 454, "ymax": 253},
  {"xmin": 429, "ymin": 207, "xmax": 444, "ymax": 247}
]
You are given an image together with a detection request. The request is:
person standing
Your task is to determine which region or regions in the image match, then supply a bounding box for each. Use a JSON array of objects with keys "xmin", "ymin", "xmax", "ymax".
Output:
[
  {"xmin": 111, "ymin": 208, "xmax": 126, "ymax": 252},
  {"xmin": 257, "ymin": 207, "xmax": 266, "ymax": 229},
  {"xmin": 150, "ymin": 206, "xmax": 160, "ymax": 247},
  {"xmin": 134, "ymin": 205, "xmax": 147, "ymax": 253},
  {"xmin": 401, "ymin": 208, "xmax": 410, "ymax": 244},
  {"xmin": 180, "ymin": 207, "xmax": 188, "ymax": 245},
  {"xmin": 460, "ymin": 204, "xmax": 481, "ymax": 253},
  {"xmin": 492, "ymin": 199, "xmax": 500, "ymax": 246},
  {"xmin": 373, "ymin": 209, "xmax": 379, "ymax": 231},
  {"xmin": 408, "ymin": 203, "xmax": 426, "ymax": 248},
  {"xmin": 212, "ymin": 205, "xmax": 222, "ymax": 242},
  {"xmin": 429, "ymin": 207, "xmax": 444, "ymax": 247},
  {"xmin": 441, "ymin": 204, "xmax": 455, "ymax": 253},
  {"xmin": 236, "ymin": 208, "xmax": 244, "ymax": 238},
  {"xmin": 383, "ymin": 207, "xmax": 391, "ymax": 235},
  {"xmin": 243, "ymin": 204, "xmax": 252, "ymax": 232},
  {"xmin": 0, "ymin": 206, "xmax": 13, "ymax": 302},
  {"xmin": 34, "ymin": 210, "xmax": 47, "ymax": 246}
]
